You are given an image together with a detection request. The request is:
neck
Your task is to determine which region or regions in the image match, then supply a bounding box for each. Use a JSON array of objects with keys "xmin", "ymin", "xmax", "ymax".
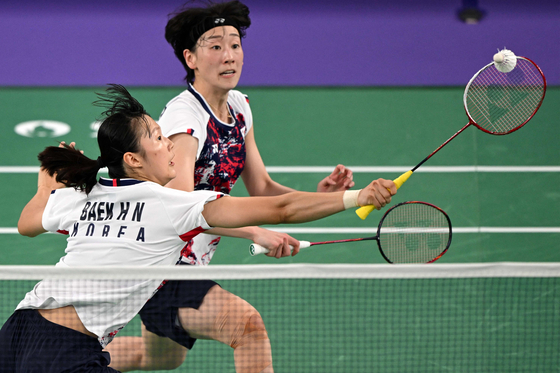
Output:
[
  {"xmin": 208, "ymin": 101, "xmax": 231, "ymax": 123},
  {"xmin": 192, "ymin": 81, "xmax": 231, "ymax": 122}
]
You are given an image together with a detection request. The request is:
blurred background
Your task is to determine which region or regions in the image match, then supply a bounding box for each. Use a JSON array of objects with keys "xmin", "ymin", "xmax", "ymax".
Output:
[{"xmin": 1, "ymin": 0, "xmax": 558, "ymax": 86}]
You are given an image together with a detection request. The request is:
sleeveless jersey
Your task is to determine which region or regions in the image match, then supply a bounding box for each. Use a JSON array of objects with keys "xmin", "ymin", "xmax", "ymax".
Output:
[{"xmin": 159, "ymin": 84, "xmax": 252, "ymax": 265}]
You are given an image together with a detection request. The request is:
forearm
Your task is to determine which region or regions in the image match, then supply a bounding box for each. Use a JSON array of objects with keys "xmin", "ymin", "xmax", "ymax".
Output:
[
  {"xmin": 203, "ymin": 191, "xmax": 345, "ymax": 229},
  {"xmin": 273, "ymin": 191, "xmax": 345, "ymax": 224},
  {"xmin": 241, "ymin": 128, "xmax": 296, "ymax": 196},
  {"xmin": 18, "ymin": 187, "xmax": 51, "ymax": 237},
  {"xmin": 247, "ymin": 178, "xmax": 296, "ymax": 197},
  {"xmin": 203, "ymin": 178, "xmax": 395, "ymax": 230}
]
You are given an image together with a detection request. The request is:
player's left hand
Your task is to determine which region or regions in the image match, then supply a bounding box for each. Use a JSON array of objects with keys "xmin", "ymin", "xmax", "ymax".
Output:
[{"xmin": 317, "ymin": 164, "xmax": 355, "ymax": 192}]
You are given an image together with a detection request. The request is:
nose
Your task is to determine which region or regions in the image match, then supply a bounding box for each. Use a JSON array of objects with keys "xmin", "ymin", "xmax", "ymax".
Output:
[
  {"xmin": 224, "ymin": 46, "xmax": 234, "ymax": 63},
  {"xmin": 165, "ymin": 136, "xmax": 174, "ymax": 150}
]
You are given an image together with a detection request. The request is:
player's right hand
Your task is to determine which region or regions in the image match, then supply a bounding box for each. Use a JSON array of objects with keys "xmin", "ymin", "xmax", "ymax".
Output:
[
  {"xmin": 358, "ymin": 179, "xmax": 397, "ymax": 209},
  {"xmin": 252, "ymin": 227, "xmax": 300, "ymax": 258}
]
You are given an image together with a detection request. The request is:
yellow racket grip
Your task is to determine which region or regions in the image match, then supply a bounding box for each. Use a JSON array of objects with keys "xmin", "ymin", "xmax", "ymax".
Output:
[{"xmin": 355, "ymin": 170, "xmax": 413, "ymax": 220}]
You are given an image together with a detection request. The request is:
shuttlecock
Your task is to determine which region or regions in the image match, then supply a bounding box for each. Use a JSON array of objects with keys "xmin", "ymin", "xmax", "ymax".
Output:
[{"xmin": 493, "ymin": 48, "xmax": 517, "ymax": 73}]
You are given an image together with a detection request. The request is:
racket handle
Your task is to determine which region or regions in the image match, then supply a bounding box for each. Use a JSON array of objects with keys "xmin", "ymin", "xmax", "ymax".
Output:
[
  {"xmin": 355, "ymin": 170, "xmax": 413, "ymax": 220},
  {"xmin": 249, "ymin": 241, "xmax": 312, "ymax": 256}
]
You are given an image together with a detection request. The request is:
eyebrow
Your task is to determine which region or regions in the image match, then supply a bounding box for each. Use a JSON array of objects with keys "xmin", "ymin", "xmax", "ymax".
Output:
[
  {"xmin": 147, "ymin": 122, "xmax": 162, "ymax": 136},
  {"xmin": 207, "ymin": 33, "xmax": 241, "ymax": 40}
]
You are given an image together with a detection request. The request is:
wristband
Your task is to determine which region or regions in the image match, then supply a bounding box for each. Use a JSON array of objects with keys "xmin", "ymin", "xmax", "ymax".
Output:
[{"xmin": 342, "ymin": 189, "xmax": 361, "ymax": 210}]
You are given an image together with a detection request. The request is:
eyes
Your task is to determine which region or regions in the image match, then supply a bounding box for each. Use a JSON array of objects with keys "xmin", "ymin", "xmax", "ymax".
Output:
[{"xmin": 210, "ymin": 43, "xmax": 241, "ymax": 51}]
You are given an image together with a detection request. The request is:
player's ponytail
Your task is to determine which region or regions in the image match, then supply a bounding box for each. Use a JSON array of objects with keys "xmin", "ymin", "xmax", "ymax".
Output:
[
  {"xmin": 38, "ymin": 84, "xmax": 151, "ymax": 195},
  {"xmin": 38, "ymin": 144, "xmax": 101, "ymax": 195}
]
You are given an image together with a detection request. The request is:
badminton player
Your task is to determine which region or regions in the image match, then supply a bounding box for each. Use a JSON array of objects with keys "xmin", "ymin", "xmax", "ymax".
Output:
[
  {"xmin": 107, "ymin": 1, "xmax": 357, "ymax": 371},
  {"xmin": 0, "ymin": 85, "xmax": 396, "ymax": 372}
]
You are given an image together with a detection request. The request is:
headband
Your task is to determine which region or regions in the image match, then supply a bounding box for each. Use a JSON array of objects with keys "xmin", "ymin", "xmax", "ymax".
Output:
[{"xmin": 192, "ymin": 17, "xmax": 240, "ymax": 46}]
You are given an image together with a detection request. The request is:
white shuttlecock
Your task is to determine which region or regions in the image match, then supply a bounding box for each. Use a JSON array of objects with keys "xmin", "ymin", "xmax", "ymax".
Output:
[{"xmin": 493, "ymin": 48, "xmax": 517, "ymax": 73}]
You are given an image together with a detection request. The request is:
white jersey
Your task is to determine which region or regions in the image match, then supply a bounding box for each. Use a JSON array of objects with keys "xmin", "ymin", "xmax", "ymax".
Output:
[
  {"xmin": 17, "ymin": 178, "xmax": 223, "ymax": 347},
  {"xmin": 159, "ymin": 84, "xmax": 252, "ymax": 265}
]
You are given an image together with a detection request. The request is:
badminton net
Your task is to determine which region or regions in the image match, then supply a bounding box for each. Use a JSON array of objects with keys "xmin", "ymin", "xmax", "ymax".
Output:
[{"xmin": 0, "ymin": 263, "xmax": 559, "ymax": 373}]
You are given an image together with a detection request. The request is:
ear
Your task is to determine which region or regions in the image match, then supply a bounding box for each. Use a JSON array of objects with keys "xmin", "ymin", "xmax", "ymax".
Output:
[
  {"xmin": 184, "ymin": 49, "xmax": 197, "ymax": 70},
  {"xmin": 122, "ymin": 152, "xmax": 143, "ymax": 170}
]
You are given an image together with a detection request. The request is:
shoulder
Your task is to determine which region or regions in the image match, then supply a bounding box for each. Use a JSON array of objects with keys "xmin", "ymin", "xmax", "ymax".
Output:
[
  {"xmin": 160, "ymin": 89, "xmax": 204, "ymax": 117},
  {"xmin": 228, "ymin": 89, "xmax": 250, "ymax": 109},
  {"xmin": 142, "ymin": 182, "xmax": 216, "ymax": 202},
  {"xmin": 228, "ymin": 89, "xmax": 253, "ymax": 130},
  {"xmin": 144, "ymin": 184, "xmax": 225, "ymax": 222},
  {"xmin": 159, "ymin": 89, "xmax": 209, "ymax": 138},
  {"xmin": 45, "ymin": 187, "xmax": 85, "ymax": 217},
  {"xmin": 49, "ymin": 187, "xmax": 85, "ymax": 204}
]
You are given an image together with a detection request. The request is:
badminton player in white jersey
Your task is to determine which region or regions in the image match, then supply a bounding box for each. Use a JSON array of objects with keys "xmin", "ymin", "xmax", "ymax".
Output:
[
  {"xmin": 106, "ymin": 1, "xmax": 357, "ymax": 371},
  {"xmin": 0, "ymin": 84, "xmax": 396, "ymax": 372}
]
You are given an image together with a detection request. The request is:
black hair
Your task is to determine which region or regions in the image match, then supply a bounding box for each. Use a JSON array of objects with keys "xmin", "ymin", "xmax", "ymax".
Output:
[
  {"xmin": 165, "ymin": 0, "xmax": 251, "ymax": 83},
  {"xmin": 38, "ymin": 84, "xmax": 151, "ymax": 194}
]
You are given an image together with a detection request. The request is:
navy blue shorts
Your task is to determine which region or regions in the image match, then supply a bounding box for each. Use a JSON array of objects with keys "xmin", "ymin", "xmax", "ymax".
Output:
[
  {"xmin": 139, "ymin": 279, "xmax": 218, "ymax": 349},
  {"xmin": 0, "ymin": 309, "xmax": 119, "ymax": 373}
]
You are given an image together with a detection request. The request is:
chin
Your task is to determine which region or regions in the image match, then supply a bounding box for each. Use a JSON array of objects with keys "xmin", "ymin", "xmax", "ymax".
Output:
[{"xmin": 219, "ymin": 78, "xmax": 240, "ymax": 90}]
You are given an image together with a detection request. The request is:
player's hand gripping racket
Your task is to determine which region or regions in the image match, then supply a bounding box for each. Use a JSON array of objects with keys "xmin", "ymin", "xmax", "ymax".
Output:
[
  {"xmin": 356, "ymin": 55, "xmax": 547, "ymax": 219},
  {"xmin": 250, "ymin": 201, "xmax": 452, "ymax": 264}
]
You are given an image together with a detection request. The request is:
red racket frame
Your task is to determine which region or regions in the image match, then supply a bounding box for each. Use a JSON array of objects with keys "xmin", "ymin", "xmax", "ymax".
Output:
[
  {"xmin": 411, "ymin": 57, "xmax": 546, "ymax": 173},
  {"xmin": 306, "ymin": 201, "xmax": 453, "ymax": 264}
]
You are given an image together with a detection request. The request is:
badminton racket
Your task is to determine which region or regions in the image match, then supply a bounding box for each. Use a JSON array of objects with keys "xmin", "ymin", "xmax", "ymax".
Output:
[
  {"xmin": 356, "ymin": 56, "xmax": 547, "ymax": 219},
  {"xmin": 250, "ymin": 201, "xmax": 452, "ymax": 264}
]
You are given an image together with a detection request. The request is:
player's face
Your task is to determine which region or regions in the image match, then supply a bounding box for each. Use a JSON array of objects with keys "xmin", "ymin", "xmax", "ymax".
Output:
[
  {"xmin": 138, "ymin": 116, "xmax": 176, "ymax": 185},
  {"xmin": 187, "ymin": 26, "xmax": 244, "ymax": 93}
]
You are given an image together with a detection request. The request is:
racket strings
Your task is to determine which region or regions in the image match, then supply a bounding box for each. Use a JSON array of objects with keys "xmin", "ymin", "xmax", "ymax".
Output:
[
  {"xmin": 470, "ymin": 62, "xmax": 543, "ymax": 123},
  {"xmin": 466, "ymin": 59, "xmax": 545, "ymax": 134},
  {"xmin": 378, "ymin": 203, "xmax": 450, "ymax": 264},
  {"xmin": 468, "ymin": 75, "xmax": 541, "ymax": 133}
]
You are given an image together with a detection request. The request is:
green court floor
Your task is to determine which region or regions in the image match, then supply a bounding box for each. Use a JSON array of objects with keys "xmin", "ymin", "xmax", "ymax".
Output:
[
  {"xmin": 0, "ymin": 86, "xmax": 559, "ymax": 265},
  {"xmin": 1, "ymin": 86, "xmax": 559, "ymax": 373}
]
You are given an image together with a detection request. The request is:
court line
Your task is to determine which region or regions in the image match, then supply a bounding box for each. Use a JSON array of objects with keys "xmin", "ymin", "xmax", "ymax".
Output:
[
  {"xmin": 266, "ymin": 166, "xmax": 560, "ymax": 173},
  {"xmin": 270, "ymin": 227, "xmax": 560, "ymax": 234},
  {"xmin": 1, "ymin": 166, "xmax": 560, "ymax": 173},
  {"xmin": 1, "ymin": 227, "xmax": 559, "ymax": 234},
  {"xmin": 2, "ymin": 166, "xmax": 557, "ymax": 235}
]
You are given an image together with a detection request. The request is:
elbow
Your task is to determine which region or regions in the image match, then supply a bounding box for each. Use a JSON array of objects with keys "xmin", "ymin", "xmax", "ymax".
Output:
[
  {"xmin": 17, "ymin": 226, "xmax": 32, "ymax": 237},
  {"xmin": 17, "ymin": 226, "xmax": 31, "ymax": 237},
  {"xmin": 268, "ymin": 193, "xmax": 314, "ymax": 225},
  {"xmin": 272, "ymin": 200, "xmax": 297, "ymax": 225},
  {"xmin": 17, "ymin": 221, "xmax": 39, "ymax": 237}
]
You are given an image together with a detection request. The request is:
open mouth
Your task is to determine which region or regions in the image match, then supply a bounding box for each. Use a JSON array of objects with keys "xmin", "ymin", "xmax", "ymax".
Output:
[{"xmin": 220, "ymin": 70, "xmax": 235, "ymax": 76}]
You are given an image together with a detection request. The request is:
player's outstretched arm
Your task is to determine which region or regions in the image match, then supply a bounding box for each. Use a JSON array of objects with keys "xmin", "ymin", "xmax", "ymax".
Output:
[{"xmin": 202, "ymin": 178, "xmax": 396, "ymax": 229}]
